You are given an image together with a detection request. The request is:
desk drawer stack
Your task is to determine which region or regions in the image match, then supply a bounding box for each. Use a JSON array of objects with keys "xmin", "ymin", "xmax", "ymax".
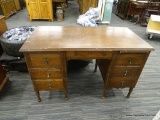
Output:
[
  {"xmin": 98, "ymin": 52, "xmax": 150, "ymax": 98},
  {"xmin": 24, "ymin": 52, "xmax": 67, "ymax": 102}
]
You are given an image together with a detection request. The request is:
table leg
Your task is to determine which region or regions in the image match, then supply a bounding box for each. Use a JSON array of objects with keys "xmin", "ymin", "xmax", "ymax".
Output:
[{"xmin": 126, "ymin": 87, "xmax": 133, "ymax": 98}]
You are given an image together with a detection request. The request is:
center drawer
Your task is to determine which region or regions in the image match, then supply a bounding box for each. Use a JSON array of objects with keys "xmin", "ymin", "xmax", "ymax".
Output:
[{"xmin": 66, "ymin": 51, "xmax": 113, "ymax": 59}]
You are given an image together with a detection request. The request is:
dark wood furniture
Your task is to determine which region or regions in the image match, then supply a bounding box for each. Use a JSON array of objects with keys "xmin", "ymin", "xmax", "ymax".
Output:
[
  {"xmin": 116, "ymin": 0, "xmax": 148, "ymax": 20},
  {"xmin": 0, "ymin": 16, "xmax": 9, "ymax": 92},
  {"xmin": 20, "ymin": 26, "xmax": 154, "ymax": 102},
  {"xmin": 141, "ymin": 0, "xmax": 160, "ymax": 26},
  {"xmin": 116, "ymin": 0, "xmax": 130, "ymax": 19},
  {"xmin": 0, "ymin": 15, "xmax": 8, "ymax": 56},
  {"xmin": 77, "ymin": 0, "xmax": 98, "ymax": 14}
]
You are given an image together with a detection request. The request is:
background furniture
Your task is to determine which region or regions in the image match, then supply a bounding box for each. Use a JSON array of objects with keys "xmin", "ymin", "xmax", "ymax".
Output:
[
  {"xmin": 0, "ymin": 16, "xmax": 8, "ymax": 56},
  {"xmin": 20, "ymin": 26, "xmax": 154, "ymax": 102},
  {"xmin": 147, "ymin": 15, "xmax": 160, "ymax": 39},
  {"xmin": 77, "ymin": 0, "xmax": 98, "ymax": 14},
  {"xmin": 0, "ymin": 16, "xmax": 9, "ymax": 92},
  {"xmin": 0, "ymin": 0, "xmax": 17, "ymax": 18},
  {"xmin": 141, "ymin": 0, "xmax": 160, "ymax": 25},
  {"xmin": 116, "ymin": 0, "xmax": 130, "ymax": 19},
  {"xmin": 26, "ymin": 0, "xmax": 53, "ymax": 21},
  {"xmin": 14, "ymin": 0, "xmax": 21, "ymax": 11}
]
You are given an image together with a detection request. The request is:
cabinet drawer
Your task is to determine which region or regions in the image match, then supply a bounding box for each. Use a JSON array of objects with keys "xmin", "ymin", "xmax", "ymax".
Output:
[
  {"xmin": 66, "ymin": 51, "xmax": 113, "ymax": 59},
  {"xmin": 35, "ymin": 79, "xmax": 64, "ymax": 90},
  {"xmin": 40, "ymin": 0, "xmax": 47, "ymax": 2},
  {"xmin": 30, "ymin": 68, "xmax": 63, "ymax": 79},
  {"xmin": 109, "ymin": 77, "xmax": 135, "ymax": 88},
  {"xmin": 28, "ymin": 53, "xmax": 63, "ymax": 67},
  {"xmin": 112, "ymin": 67, "xmax": 141, "ymax": 77},
  {"xmin": 115, "ymin": 53, "xmax": 146, "ymax": 66}
]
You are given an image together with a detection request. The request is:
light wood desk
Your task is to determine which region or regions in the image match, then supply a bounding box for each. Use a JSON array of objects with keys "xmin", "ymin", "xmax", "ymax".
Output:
[{"xmin": 20, "ymin": 26, "xmax": 154, "ymax": 102}]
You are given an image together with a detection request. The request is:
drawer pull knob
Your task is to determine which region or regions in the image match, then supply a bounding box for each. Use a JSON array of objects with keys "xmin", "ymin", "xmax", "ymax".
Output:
[
  {"xmin": 102, "ymin": 53, "xmax": 106, "ymax": 56},
  {"xmin": 124, "ymin": 71, "xmax": 128, "ymax": 76},
  {"xmin": 128, "ymin": 58, "xmax": 132, "ymax": 64},
  {"xmin": 48, "ymin": 84, "xmax": 53, "ymax": 88},
  {"xmin": 73, "ymin": 52, "xmax": 77, "ymax": 56},
  {"xmin": 121, "ymin": 81, "xmax": 125, "ymax": 86},
  {"xmin": 47, "ymin": 72, "xmax": 50, "ymax": 77},
  {"xmin": 44, "ymin": 58, "xmax": 48, "ymax": 65}
]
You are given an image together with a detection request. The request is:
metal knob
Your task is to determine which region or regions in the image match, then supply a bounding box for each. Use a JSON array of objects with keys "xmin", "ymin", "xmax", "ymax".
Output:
[
  {"xmin": 102, "ymin": 52, "xmax": 106, "ymax": 56},
  {"xmin": 73, "ymin": 52, "xmax": 77, "ymax": 56},
  {"xmin": 124, "ymin": 70, "xmax": 128, "ymax": 76},
  {"xmin": 44, "ymin": 58, "xmax": 48, "ymax": 65},
  {"xmin": 121, "ymin": 81, "xmax": 125, "ymax": 86},
  {"xmin": 48, "ymin": 84, "xmax": 53, "ymax": 88},
  {"xmin": 46, "ymin": 72, "xmax": 50, "ymax": 77},
  {"xmin": 128, "ymin": 58, "xmax": 132, "ymax": 64}
]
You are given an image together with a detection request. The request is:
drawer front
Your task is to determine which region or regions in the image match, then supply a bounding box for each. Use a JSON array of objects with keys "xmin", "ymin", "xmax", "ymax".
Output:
[
  {"xmin": 115, "ymin": 53, "xmax": 146, "ymax": 66},
  {"xmin": 109, "ymin": 77, "xmax": 135, "ymax": 88},
  {"xmin": 29, "ymin": 53, "xmax": 63, "ymax": 67},
  {"xmin": 35, "ymin": 79, "xmax": 64, "ymax": 90},
  {"xmin": 40, "ymin": 0, "xmax": 48, "ymax": 2},
  {"xmin": 30, "ymin": 68, "xmax": 63, "ymax": 79},
  {"xmin": 66, "ymin": 51, "xmax": 113, "ymax": 59},
  {"xmin": 112, "ymin": 67, "xmax": 141, "ymax": 77}
]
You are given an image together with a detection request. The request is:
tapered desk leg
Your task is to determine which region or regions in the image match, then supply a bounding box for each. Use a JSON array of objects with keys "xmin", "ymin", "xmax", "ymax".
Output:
[
  {"xmin": 102, "ymin": 87, "xmax": 107, "ymax": 99},
  {"xmin": 35, "ymin": 90, "xmax": 41, "ymax": 102},
  {"xmin": 94, "ymin": 60, "xmax": 97, "ymax": 72},
  {"xmin": 127, "ymin": 87, "xmax": 133, "ymax": 98}
]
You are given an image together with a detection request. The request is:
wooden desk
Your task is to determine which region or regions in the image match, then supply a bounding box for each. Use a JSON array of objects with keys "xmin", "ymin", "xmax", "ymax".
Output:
[{"xmin": 20, "ymin": 26, "xmax": 154, "ymax": 102}]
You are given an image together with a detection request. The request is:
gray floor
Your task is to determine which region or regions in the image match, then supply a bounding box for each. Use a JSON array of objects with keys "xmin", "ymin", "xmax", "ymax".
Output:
[{"xmin": 1, "ymin": 0, "xmax": 160, "ymax": 120}]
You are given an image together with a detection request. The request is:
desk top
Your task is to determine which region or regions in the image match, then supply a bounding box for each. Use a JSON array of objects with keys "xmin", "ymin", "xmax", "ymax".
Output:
[{"xmin": 20, "ymin": 26, "xmax": 154, "ymax": 52}]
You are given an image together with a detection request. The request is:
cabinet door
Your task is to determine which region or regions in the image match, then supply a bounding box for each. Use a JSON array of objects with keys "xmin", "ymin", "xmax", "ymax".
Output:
[
  {"xmin": 8, "ymin": 0, "xmax": 17, "ymax": 14},
  {"xmin": 39, "ymin": 0, "xmax": 52, "ymax": 20},
  {"xmin": 27, "ymin": 0, "xmax": 40, "ymax": 20},
  {"xmin": 14, "ymin": 0, "xmax": 21, "ymax": 10},
  {"xmin": 1, "ymin": 2, "xmax": 10, "ymax": 17}
]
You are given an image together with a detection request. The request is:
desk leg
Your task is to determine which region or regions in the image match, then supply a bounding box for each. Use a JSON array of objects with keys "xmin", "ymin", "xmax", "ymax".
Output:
[
  {"xmin": 126, "ymin": 87, "xmax": 133, "ymax": 98},
  {"xmin": 35, "ymin": 90, "xmax": 41, "ymax": 102},
  {"xmin": 64, "ymin": 90, "xmax": 68, "ymax": 100},
  {"xmin": 63, "ymin": 78, "xmax": 68, "ymax": 100},
  {"xmin": 102, "ymin": 86, "xmax": 107, "ymax": 99},
  {"xmin": 94, "ymin": 60, "xmax": 98, "ymax": 72}
]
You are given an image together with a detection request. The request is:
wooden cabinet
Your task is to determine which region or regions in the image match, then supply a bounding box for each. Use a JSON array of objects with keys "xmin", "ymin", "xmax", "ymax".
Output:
[
  {"xmin": 26, "ymin": 0, "xmax": 53, "ymax": 21},
  {"xmin": 97, "ymin": 52, "xmax": 150, "ymax": 98},
  {"xmin": 77, "ymin": 0, "xmax": 98, "ymax": 14},
  {"xmin": 24, "ymin": 52, "xmax": 67, "ymax": 102},
  {"xmin": 0, "ymin": 0, "xmax": 17, "ymax": 18},
  {"xmin": 14, "ymin": 0, "xmax": 21, "ymax": 11}
]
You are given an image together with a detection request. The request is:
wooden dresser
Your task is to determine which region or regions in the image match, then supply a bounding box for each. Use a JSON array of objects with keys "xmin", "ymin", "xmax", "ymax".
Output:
[
  {"xmin": 20, "ymin": 26, "xmax": 154, "ymax": 102},
  {"xmin": 0, "ymin": 16, "xmax": 9, "ymax": 92}
]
